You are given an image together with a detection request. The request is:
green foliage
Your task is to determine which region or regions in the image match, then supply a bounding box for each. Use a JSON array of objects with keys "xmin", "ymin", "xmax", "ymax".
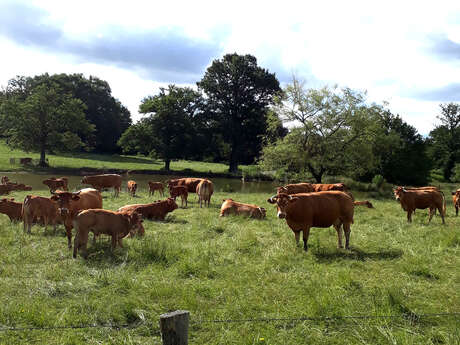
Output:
[
  {"xmin": 198, "ymin": 53, "xmax": 281, "ymax": 172},
  {"xmin": 372, "ymin": 174, "xmax": 385, "ymax": 189},
  {"xmin": 450, "ymin": 164, "xmax": 460, "ymax": 182}
]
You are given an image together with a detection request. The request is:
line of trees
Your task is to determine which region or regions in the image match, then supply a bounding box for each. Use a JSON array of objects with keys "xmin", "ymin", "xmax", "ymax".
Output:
[{"xmin": 0, "ymin": 53, "xmax": 459, "ymax": 184}]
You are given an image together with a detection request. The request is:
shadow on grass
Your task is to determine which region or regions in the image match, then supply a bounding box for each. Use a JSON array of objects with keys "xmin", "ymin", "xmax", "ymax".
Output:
[{"xmin": 313, "ymin": 246, "xmax": 404, "ymax": 262}]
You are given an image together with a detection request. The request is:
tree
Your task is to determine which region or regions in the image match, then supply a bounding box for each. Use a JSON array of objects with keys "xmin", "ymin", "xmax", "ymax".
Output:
[
  {"xmin": 261, "ymin": 78, "xmax": 375, "ymax": 182},
  {"xmin": 197, "ymin": 53, "xmax": 281, "ymax": 172},
  {"xmin": 118, "ymin": 85, "xmax": 201, "ymax": 170},
  {"xmin": 0, "ymin": 81, "xmax": 94, "ymax": 166},
  {"xmin": 427, "ymin": 103, "xmax": 460, "ymax": 181}
]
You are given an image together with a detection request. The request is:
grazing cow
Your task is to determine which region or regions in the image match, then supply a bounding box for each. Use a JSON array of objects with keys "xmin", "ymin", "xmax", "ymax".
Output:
[
  {"xmin": 277, "ymin": 183, "xmax": 314, "ymax": 195},
  {"xmin": 50, "ymin": 188, "xmax": 103, "ymax": 248},
  {"xmin": 22, "ymin": 195, "xmax": 60, "ymax": 234},
  {"xmin": 8, "ymin": 183, "xmax": 33, "ymax": 191},
  {"xmin": 148, "ymin": 181, "xmax": 164, "ymax": 196},
  {"xmin": 167, "ymin": 178, "xmax": 204, "ymax": 192},
  {"xmin": 353, "ymin": 200, "xmax": 374, "ymax": 208},
  {"xmin": 1, "ymin": 176, "xmax": 9, "ymax": 184},
  {"xmin": 0, "ymin": 198, "xmax": 23, "ymax": 221},
  {"xmin": 220, "ymin": 199, "xmax": 266, "ymax": 219},
  {"xmin": 196, "ymin": 179, "xmax": 214, "ymax": 207},
  {"xmin": 127, "ymin": 180, "xmax": 137, "ymax": 197},
  {"xmin": 393, "ymin": 187, "xmax": 445, "ymax": 224},
  {"xmin": 118, "ymin": 198, "xmax": 178, "ymax": 221},
  {"xmin": 169, "ymin": 186, "xmax": 188, "ymax": 207},
  {"xmin": 81, "ymin": 174, "xmax": 122, "ymax": 197},
  {"xmin": 452, "ymin": 189, "xmax": 460, "ymax": 216},
  {"xmin": 43, "ymin": 177, "xmax": 69, "ymax": 192},
  {"xmin": 268, "ymin": 191, "xmax": 354, "ymax": 252},
  {"xmin": 73, "ymin": 209, "xmax": 143, "ymax": 259}
]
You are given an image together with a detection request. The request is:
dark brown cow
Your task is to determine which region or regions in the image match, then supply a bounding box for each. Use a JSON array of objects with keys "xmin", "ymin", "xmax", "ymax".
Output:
[
  {"xmin": 220, "ymin": 199, "xmax": 266, "ymax": 219},
  {"xmin": 277, "ymin": 183, "xmax": 314, "ymax": 195},
  {"xmin": 50, "ymin": 188, "xmax": 103, "ymax": 248},
  {"xmin": 267, "ymin": 191, "xmax": 354, "ymax": 252},
  {"xmin": 0, "ymin": 198, "xmax": 23, "ymax": 221},
  {"xmin": 81, "ymin": 174, "xmax": 122, "ymax": 197},
  {"xmin": 393, "ymin": 187, "xmax": 445, "ymax": 224},
  {"xmin": 117, "ymin": 198, "xmax": 178, "ymax": 221},
  {"xmin": 452, "ymin": 189, "xmax": 460, "ymax": 216},
  {"xmin": 196, "ymin": 179, "xmax": 214, "ymax": 207},
  {"xmin": 43, "ymin": 177, "xmax": 69, "ymax": 192},
  {"xmin": 8, "ymin": 183, "xmax": 33, "ymax": 191},
  {"xmin": 167, "ymin": 178, "xmax": 204, "ymax": 192},
  {"xmin": 169, "ymin": 186, "xmax": 188, "ymax": 207},
  {"xmin": 22, "ymin": 195, "xmax": 60, "ymax": 233},
  {"xmin": 148, "ymin": 181, "xmax": 164, "ymax": 196},
  {"xmin": 127, "ymin": 180, "xmax": 137, "ymax": 197},
  {"xmin": 73, "ymin": 209, "xmax": 143, "ymax": 259}
]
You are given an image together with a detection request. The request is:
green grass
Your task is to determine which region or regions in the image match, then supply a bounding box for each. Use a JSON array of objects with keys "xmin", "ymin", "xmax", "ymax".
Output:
[
  {"xmin": 0, "ymin": 184, "xmax": 459, "ymax": 344},
  {"xmin": 0, "ymin": 142, "xmax": 240, "ymax": 175}
]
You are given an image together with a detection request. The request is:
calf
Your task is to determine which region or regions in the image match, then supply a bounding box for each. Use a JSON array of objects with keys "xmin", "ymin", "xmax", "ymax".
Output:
[
  {"xmin": 268, "ymin": 191, "xmax": 354, "ymax": 251},
  {"xmin": 0, "ymin": 198, "xmax": 22, "ymax": 221},
  {"xmin": 169, "ymin": 186, "xmax": 188, "ymax": 207},
  {"xmin": 73, "ymin": 209, "xmax": 143, "ymax": 259},
  {"xmin": 393, "ymin": 187, "xmax": 445, "ymax": 224},
  {"xmin": 353, "ymin": 200, "xmax": 374, "ymax": 208},
  {"xmin": 22, "ymin": 195, "xmax": 60, "ymax": 233},
  {"xmin": 148, "ymin": 181, "xmax": 164, "ymax": 196},
  {"xmin": 452, "ymin": 189, "xmax": 460, "ymax": 216},
  {"xmin": 127, "ymin": 180, "xmax": 137, "ymax": 197},
  {"xmin": 196, "ymin": 179, "xmax": 214, "ymax": 207},
  {"xmin": 43, "ymin": 177, "xmax": 69, "ymax": 192},
  {"xmin": 220, "ymin": 199, "xmax": 266, "ymax": 219},
  {"xmin": 167, "ymin": 178, "xmax": 204, "ymax": 192},
  {"xmin": 118, "ymin": 198, "xmax": 178, "ymax": 221},
  {"xmin": 50, "ymin": 188, "xmax": 103, "ymax": 248}
]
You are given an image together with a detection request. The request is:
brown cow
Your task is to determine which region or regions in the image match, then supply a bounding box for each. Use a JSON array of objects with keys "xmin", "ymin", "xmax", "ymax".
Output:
[
  {"xmin": 73, "ymin": 209, "xmax": 143, "ymax": 259},
  {"xmin": 167, "ymin": 178, "xmax": 204, "ymax": 192},
  {"xmin": 148, "ymin": 181, "xmax": 164, "ymax": 196},
  {"xmin": 0, "ymin": 198, "xmax": 23, "ymax": 221},
  {"xmin": 81, "ymin": 174, "xmax": 122, "ymax": 197},
  {"xmin": 267, "ymin": 191, "xmax": 354, "ymax": 252},
  {"xmin": 118, "ymin": 198, "xmax": 178, "ymax": 221},
  {"xmin": 277, "ymin": 183, "xmax": 314, "ymax": 195},
  {"xmin": 196, "ymin": 179, "xmax": 214, "ymax": 207},
  {"xmin": 43, "ymin": 177, "xmax": 68, "ymax": 192},
  {"xmin": 8, "ymin": 183, "xmax": 33, "ymax": 191},
  {"xmin": 311, "ymin": 183, "xmax": 347, "ymax": 192},
  {"xmin": 393, "ymin": 187, "xmax": 445, "ymax": 224},
  {"xmin": 50, "ymin": 188, "xmax": 103, "ymax": 248},
  {"xmin": 127, "ymin": 180, "xmax": 137, "ymax": 197},
  {"xmin": 452, "ymin": 189, "xmax": 460, "ymax": 216},
  {"xmin": 22, "ymin": 195, "xmax": 60, "ymax": 233},
  {"xmin": 353, "ymin": 200, "xmax": 374, "ymax": 208},
  {"xmin": 169, "ymin": 186, "xmax": 188, "ymax": 207},
  {"xmin": 220, "ymin": 199, "xmax": 266, "ymax": 219},
  {"xmin": 1, "ymin": 176, "xmax": 9, "ymax": 184}
]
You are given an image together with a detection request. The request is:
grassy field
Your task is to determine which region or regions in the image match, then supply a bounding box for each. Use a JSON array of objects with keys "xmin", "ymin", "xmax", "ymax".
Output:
[
  {"xmin": 0, "ymin": 183, "xmax": 459, "ymax": 344},
  {"xmin": 0, "ymin": 142, "xmax": 241, "ymax": 175}
]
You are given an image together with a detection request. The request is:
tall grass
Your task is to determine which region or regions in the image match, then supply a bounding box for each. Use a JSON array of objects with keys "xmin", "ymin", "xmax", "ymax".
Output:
[{"xmin": 0, "ymin": 183, "xmax": 459, "ymax": 344}]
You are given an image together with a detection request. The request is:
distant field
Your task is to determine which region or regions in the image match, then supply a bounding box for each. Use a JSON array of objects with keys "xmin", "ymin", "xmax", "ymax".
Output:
[
  {"xmin": 0, "ymin": 142, "xmax": 240, "ymax": 175},
  {"xmin": 0, "ymin": 181, "xmax": 458, "ymax": 344}
]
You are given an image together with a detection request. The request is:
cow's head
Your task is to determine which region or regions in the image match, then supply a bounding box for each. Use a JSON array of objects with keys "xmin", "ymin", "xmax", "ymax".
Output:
[
  {"xmin": 267, "ymin": 193, "xmax": 298, "ymax": 219},
  {"xmin": 125, "ymin": 212, "xmax": 144, "ymax": 237},
  {"xmin": 50, "ymin": 191, "xmax": 81, "ymax": 216},
  {"xmin": 166, "ymin": 197, "xmax": 179, "ymax": 211},
  {"xmin": 276, "ymin": 186, "xmax": 288, "ymax": 194},
  {"xmin": 393, "ymin": 186, "xmax": 406, "ymax": 201},
  {"xmin": 256, "ymin": 207, "xmax": 267, "ymax": 219}
]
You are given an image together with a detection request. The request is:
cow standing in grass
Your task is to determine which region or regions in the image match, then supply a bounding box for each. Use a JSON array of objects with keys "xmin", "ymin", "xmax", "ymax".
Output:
[
  {"xmin": 81, "ymin": 174, "xmax": 122, "ymax": 197},
  {"xmin": 197, "ymin": 179, "xmax": 214, "ymax": 207},
  {"xmin": 393, "ymin": 187, "xmax": 445, "ymax": 224},
  {"xmin": 0, "ymin": 198, "xmax": 23, "ymax": 221},
  {"xmin": 169, "ymin": 186, "xmax": 188, "ymax": 207},
  {"xmin": 127, "ymin": 180, "xmax": 137, "ymax": 197},
  {"xmin": 22, "ymin": 195, "xmax": 60, "ymax": 234},
  {"xmin": 43, "ymin": 177, "xmax": 68, "ymax": 192},
  {"xmin": 148, "ymin": 182, "xmax": 164, "ymax": 196},
  {"xmin": 268, "ymin": 191, "xmax": 354, "ymax": 252},
  {"xmin": 452, "ymin": 189, "xmax": 460, "ymax": 216}
]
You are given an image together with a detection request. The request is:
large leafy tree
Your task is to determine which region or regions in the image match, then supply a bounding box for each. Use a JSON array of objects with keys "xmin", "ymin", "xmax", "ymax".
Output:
[
  {"xmin": 0, "ymin": 80, "xmax": 94, "ymax": 166},
  {"xmin": 427, "ymin": 103, "xmax": 460, "ymax": 181},
  {"xmin": 3, "ymin": 74, "xmax": 132, "ymax": 153},
  {"xmin": 118, "ymin": 85, "xmax": 201, "ymax": 170},
  {"xmin": 261, "ymin": 79, "xmax": 375, "ymax": 182},
  {"xmin": 197, "ymin": 53, "xmax": 281, "ymax": 172}
]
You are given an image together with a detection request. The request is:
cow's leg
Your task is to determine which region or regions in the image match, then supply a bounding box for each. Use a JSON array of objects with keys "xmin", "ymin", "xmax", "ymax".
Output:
[
  {"xmin": 333, "ymin": 222, "xmax": 343, "ymax": 248},
  {"xmin": 456, "ymin": 205, "xmax": 458, "ymax": 216},
  {"xmin": 302, "ymin": 227, "xmax": 311, "ymax": 252},
  {"xmin": 343, "ymin": 223, "xmax": 351, "ymax": 250},
  {"xmin": 73, "ymin": 233, "xmax": 79, "ymax": 258},
  {"xmin": 111, "ymin": 234, "xmax": 118, "ymax": 251},
  {"xmin": 294, "ymin": 231, "xmax": 300, "ymax": 245},
  {"xmin": 407, "ymin": 210, "xmax": 412, "ymax": 223},
  {"xmin": 438, "ymin": 205, "xmax": 445, "ymax": 224},
  {"xmin": 65, "ymin": 225, "xmax": 72, "ymax": 248},
  {"xmin": 428, "ymin": 207, "xmax": 434, "ymax": 223}
]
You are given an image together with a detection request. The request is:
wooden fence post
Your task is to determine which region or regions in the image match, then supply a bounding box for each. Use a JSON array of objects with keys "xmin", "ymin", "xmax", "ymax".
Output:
[{"xmin": 160, "ymin": 310, "xmax": 189, "ymax": 345}]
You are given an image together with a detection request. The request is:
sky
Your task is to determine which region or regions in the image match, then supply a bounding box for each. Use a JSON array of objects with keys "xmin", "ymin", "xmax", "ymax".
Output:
[{"xmin": 0, "ymin": 0, "xmax": 459, "ymax": 135}]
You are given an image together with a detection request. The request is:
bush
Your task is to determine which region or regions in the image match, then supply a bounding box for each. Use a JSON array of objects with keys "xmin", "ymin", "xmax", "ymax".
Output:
[
  {"xmin": 451, "ymin": 164, "xmax": 460, "ymax": 182},
  {"xmin": 372, "ymin": 174, "xmax": 385, "ymax": 189}
]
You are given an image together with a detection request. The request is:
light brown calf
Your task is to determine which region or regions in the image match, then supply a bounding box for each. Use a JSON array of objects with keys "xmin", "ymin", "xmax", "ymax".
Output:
[
  {"xmin": 148, "ymin": 181, "xmax": 164, "ymax": 196},
  {"xmin": 22, "ymin": 195, "xmax": 60, "ymax": 233},
  {"xmin": 169, "ymin": 186, "xmax": 188, "ymax": 207},
  {"xmin": 220, "ymin": 199, "xmax": 266, "ymax": 219},
  {"xmin": 127, "ymin": 180, "xmax": 137, "ymax": 197}
]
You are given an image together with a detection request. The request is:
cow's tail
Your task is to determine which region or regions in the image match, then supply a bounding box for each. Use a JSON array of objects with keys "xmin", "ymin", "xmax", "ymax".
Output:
[
  {"xmin": 72, "ymin": 219, "xmax": 79, "ymax": 258},
  {"xmin": 441, "ymin": 191, "xmax": 446, "ymax": 216},
  {"xmin": 22, "ymin": 195, "xmax": 31, "ymax": 232}
]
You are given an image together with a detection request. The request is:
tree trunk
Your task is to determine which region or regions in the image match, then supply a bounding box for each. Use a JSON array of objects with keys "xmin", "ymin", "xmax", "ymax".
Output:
[
  {"xmin": 38, "ymin": 144, "xmax": 48, "ymax": 167},
  {"xmin": 164, "ymin": 159, "xmax": 171, "ymax": 171},
  {"xmin": 229, "ymin": 146, "xmax": 239, "ymax": 173},
  {"xmin": 307, "ymin": 163, "xmax": 324, "ymax": 183}
]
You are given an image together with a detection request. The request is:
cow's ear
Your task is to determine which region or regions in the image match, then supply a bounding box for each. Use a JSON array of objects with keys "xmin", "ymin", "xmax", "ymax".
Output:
[
  {"xmin": 50, "ymin": 195, "xmax": 59, "ymax": 201},
  {"xmin": 288, "ymin": 197, "xmax": 299, "ymax": 203}
]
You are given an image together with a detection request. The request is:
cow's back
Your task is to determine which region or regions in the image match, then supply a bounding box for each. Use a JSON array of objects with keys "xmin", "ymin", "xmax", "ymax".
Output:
[
  {"xmin": 71, "ymin": 188, "xmax": 103, "ymax": 214},
  {"xmin": 84, "ymin": 174, "xmax": 122, "ymax": 188}
]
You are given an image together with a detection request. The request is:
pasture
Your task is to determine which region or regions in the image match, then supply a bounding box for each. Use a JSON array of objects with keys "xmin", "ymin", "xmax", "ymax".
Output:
[{"xmin": 0, "ymin": 180, "xmax": 459, "ymax": 344}]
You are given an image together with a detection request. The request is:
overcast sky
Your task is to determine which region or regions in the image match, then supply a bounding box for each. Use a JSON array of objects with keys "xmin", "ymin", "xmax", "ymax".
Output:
[{"xmin": 1, "ymin": 0, "xmax": 459, "ymax": 135}]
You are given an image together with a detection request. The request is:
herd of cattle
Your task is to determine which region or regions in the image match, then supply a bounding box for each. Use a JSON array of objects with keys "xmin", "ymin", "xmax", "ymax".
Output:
[{"xmin": 0, "ymin": 174, "xmax": 459, "ymax": 258}]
